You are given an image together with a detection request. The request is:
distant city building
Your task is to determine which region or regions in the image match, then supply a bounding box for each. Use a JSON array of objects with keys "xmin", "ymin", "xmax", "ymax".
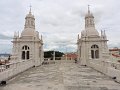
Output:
[
  {"xmin": 109, "ymin": 47, "xmax": 120, "ymax": 55},
  {"xmin": 77, "ymin": 6, "xmax": 109, "ymax": 65},
  {"xmin": 0, "ymin": 53, "xmax": 10, "ymax": 65},
  {"xmin": 0, "ymin": 54, "xmax": 10, "ymax": 58},
  {"xmin": 109, "ymin": 48, "xmax": 120, "ymax": 62},
  {"xmin": 62, "ymin": 53, "xmax": 77, "ymax": 60},
  {"xmin": 11, "ymin": 8, "xmax": 44, "ymax": 66}
]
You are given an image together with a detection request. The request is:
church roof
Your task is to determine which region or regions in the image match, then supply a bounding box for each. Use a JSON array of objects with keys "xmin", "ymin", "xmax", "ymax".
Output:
[{"xmin": 109, "ymin": 49, "xmax": 120, "ymax": 51}]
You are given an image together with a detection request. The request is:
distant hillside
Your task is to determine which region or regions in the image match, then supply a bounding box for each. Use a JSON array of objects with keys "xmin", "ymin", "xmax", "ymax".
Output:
[
  {"xmin": 44, "ymin": 51, "xmax": 64, "ymax": 59},
  {"xmin": 0, "ymin": 53, "xmax": 10, "ymax": 57},
  {"xmin": 0, "ymin": 34, "xmax": 12, "ymax": 39}
]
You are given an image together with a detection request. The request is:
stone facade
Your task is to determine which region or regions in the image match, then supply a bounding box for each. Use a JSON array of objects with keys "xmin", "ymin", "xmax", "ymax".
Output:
[
  {"xmin": 77, "ymin": 7, "xmax": 109, "ymax": 65},
  {"xmin": 12, "ymin": 8, "xmax": 44, "ymax": 66}
]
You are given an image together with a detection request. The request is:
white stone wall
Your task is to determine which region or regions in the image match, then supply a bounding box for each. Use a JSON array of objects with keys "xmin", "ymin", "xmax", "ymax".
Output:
[
  {"xmin": 0, "ymin": 60, "xmax": 34, "ymax": 81},
  {"xmin": 88, "ymin": 60, "xmax": 120, "ymax": 83}
]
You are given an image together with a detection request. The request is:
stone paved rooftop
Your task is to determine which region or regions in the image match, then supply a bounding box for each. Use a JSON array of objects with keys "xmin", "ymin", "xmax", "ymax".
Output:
[{"xmin": 1, "ymin": 61, "xmax": 120, "ymax": 90}]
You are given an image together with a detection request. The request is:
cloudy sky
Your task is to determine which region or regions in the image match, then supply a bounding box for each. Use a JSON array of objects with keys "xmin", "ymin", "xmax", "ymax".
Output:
[{"xmin": 0, "ymin": 0, "xmax": 120, "ymax": 53}]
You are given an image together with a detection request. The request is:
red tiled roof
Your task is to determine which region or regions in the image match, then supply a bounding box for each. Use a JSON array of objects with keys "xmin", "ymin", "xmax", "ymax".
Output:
[
  {"xmin": 65, "ymin": 53, "xmax": 77, "ymax": 58},
  {"xmin": 109, "ymin": 49, "xmax": 120, "ymax": 51},
  {"xmin": 112, "ymin": 54, "xmax": 120, "ymax": 57}
]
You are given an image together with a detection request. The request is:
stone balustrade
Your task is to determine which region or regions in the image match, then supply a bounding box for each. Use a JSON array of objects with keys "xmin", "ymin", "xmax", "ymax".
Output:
[
  {"xmin": 102, "ymin": 61, "xmax": 120, "ymax": 70},
  {"xmin": 0, "ymin": 65, "xmax": 7, "ymax": 72},
  {"xmin": 88, "ymin": 60, "xmax": 120, "ymax": 83},
  {"xmin": 0, "ymin": 59, "xmax": 34, "ymax": 82}
]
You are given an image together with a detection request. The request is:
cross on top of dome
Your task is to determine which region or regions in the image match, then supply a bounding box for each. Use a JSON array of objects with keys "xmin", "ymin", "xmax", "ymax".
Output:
[{"xmin": 29, "ymin": 5, "xmax": 32, "ymax": 14}]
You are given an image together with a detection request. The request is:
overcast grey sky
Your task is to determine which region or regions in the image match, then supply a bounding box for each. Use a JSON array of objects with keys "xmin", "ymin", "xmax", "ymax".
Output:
[{"xmin": 0, "ymin": 0, "xmax": 120, "ymax": 53}]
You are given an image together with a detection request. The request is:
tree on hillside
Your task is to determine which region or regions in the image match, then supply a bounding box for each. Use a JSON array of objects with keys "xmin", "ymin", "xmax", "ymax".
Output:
[{"xmin": 44, "ymin": 51, "xmax": 64, "ymax": 60}]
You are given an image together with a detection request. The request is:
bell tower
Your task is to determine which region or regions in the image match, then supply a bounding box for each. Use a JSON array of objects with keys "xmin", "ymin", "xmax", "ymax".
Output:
[
  {"xmin": 77, "ymin": 6, "xmax": 109, "ymax": 65},
  {"xmin": 12, "ymin": 7, "xmax": 44, "ymax": 66}
]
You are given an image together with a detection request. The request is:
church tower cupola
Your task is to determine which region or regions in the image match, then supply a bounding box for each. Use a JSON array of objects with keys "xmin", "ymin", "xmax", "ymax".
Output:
[
  {"xmin": 24, "ymin": 6, "xmax": 35, "ymax": 29},
  {"xmin": 85, "ymin": 5, "xmax": 95, "ymax": 29},
  {"xmin": 12, "ymin": 7, "xmax": 44, "ymax": 66},
  {"xmin": 81, "ymin": 5, "xmax": 99, "ymax": 37},
  {"xmin": 77, "ymin": 6, "xmax": 109, "ymax": 66},
  {"xmin": 21, "ymin": 6, "xmax": 36, "ymax": 37}
]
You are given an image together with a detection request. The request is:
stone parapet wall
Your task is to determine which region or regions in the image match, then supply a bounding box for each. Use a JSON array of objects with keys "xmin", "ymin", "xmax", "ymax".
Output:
[
  {"xmin": 88, "ymin": 60, "xmax": 120, "ymax": 83},
  {"xmin": 0, "ymin": 59, "xmax": 34, "ymax": 81}
]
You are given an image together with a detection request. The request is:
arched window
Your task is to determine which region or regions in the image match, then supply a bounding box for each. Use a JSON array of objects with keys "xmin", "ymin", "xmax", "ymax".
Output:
[
  {"xmin": 28, "ymin": 20, "xmax": 30, "ymax": 25},
  {"xmin": 91, "ymin": 50, "xmax": 94, "ymax": 59},
  {"xmin": 27, "ymin": 51, "xmax": 29, "ymax": 59},
  {"xmin": 22, "ymin": 51, "xmax": 25, "ymax": 59},
  {"xmin": 90, "ymin": 19, "xmax": 92, "ymax": 25},
  {"xmin": 31, "ymin": 21, "xmax": 34, "ymax": 26},
  {"xmin": 87, "ymin": 19, "xmax": 89, "ymax": 26},
  {"xmin": 91, "ymin": 45, "xmax": 99, "ymax": 59},
  {"xmin": 22, "ymin": 45, "xmax": 30, "ymax": 60},
  {"xmin": 39, "ymin": 47, "xmax": 41, "ymax": 57}
]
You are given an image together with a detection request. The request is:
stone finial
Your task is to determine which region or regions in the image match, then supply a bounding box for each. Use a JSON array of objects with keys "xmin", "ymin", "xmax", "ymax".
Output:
[
  {"xmin": 18, "ymin": 31, "xmax": 19, "ymax": 37},
  {"xmin": 14, "ymin": 31, "xmax": 16, "ymax": 37},
  {"xmin": 78, "ymin": 34, "xmax": 79, "ymax": 39},
  {"xmin": 41, "ymin": 35, "xmax": 43, "ymax": 41},
  {"xmin": 101, "ymin": 30, "xmax": 103, "ymax": 36},
  {"xmin": 104, "ymin": 30, "xmax": 106, "ymax": 35}
]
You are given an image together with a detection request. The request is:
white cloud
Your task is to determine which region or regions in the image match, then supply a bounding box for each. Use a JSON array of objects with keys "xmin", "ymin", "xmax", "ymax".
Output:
[
  {"xmin": 43, "ymin": 33, "xmax": 77, "ymax": 52},
  {"xmin": 0, "ymin": 0, "xmax": 120, "ymax": 53}
]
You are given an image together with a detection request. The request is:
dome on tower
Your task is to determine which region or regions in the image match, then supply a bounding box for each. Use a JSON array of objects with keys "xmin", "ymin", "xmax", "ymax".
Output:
[
  {"xmin": 81, "ymin": 28, "xmax": 99, "ymax": 37},
  {"xmin": 21, "ymin": 28, "xmax": 35, "ymax": 37},
  {"xmin": 86, "ymin": 28, "xmax": 99, "ymax": 36},
  {"xmin": 26, "ymin": 12, "xmax": 34, "ymax": 18},
  {"xmin": 85, "ymin": 13, "xmax": 94, "ymax": 18}
]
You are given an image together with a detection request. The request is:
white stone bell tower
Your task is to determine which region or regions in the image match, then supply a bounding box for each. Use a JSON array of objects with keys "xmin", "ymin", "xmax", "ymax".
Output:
[
  {"xmin": 77, "ymin": 6, "xmax": 109, "ymax": 65},
  {"xmin": 12, "ymin": 7, "xmax": 44, "ymax": 66}
]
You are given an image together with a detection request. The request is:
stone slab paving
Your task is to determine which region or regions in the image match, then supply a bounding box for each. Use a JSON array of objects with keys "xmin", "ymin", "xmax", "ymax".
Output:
[{"xmin": 0, "ymin": 61, "xmax": 120, "ymax": 90}]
